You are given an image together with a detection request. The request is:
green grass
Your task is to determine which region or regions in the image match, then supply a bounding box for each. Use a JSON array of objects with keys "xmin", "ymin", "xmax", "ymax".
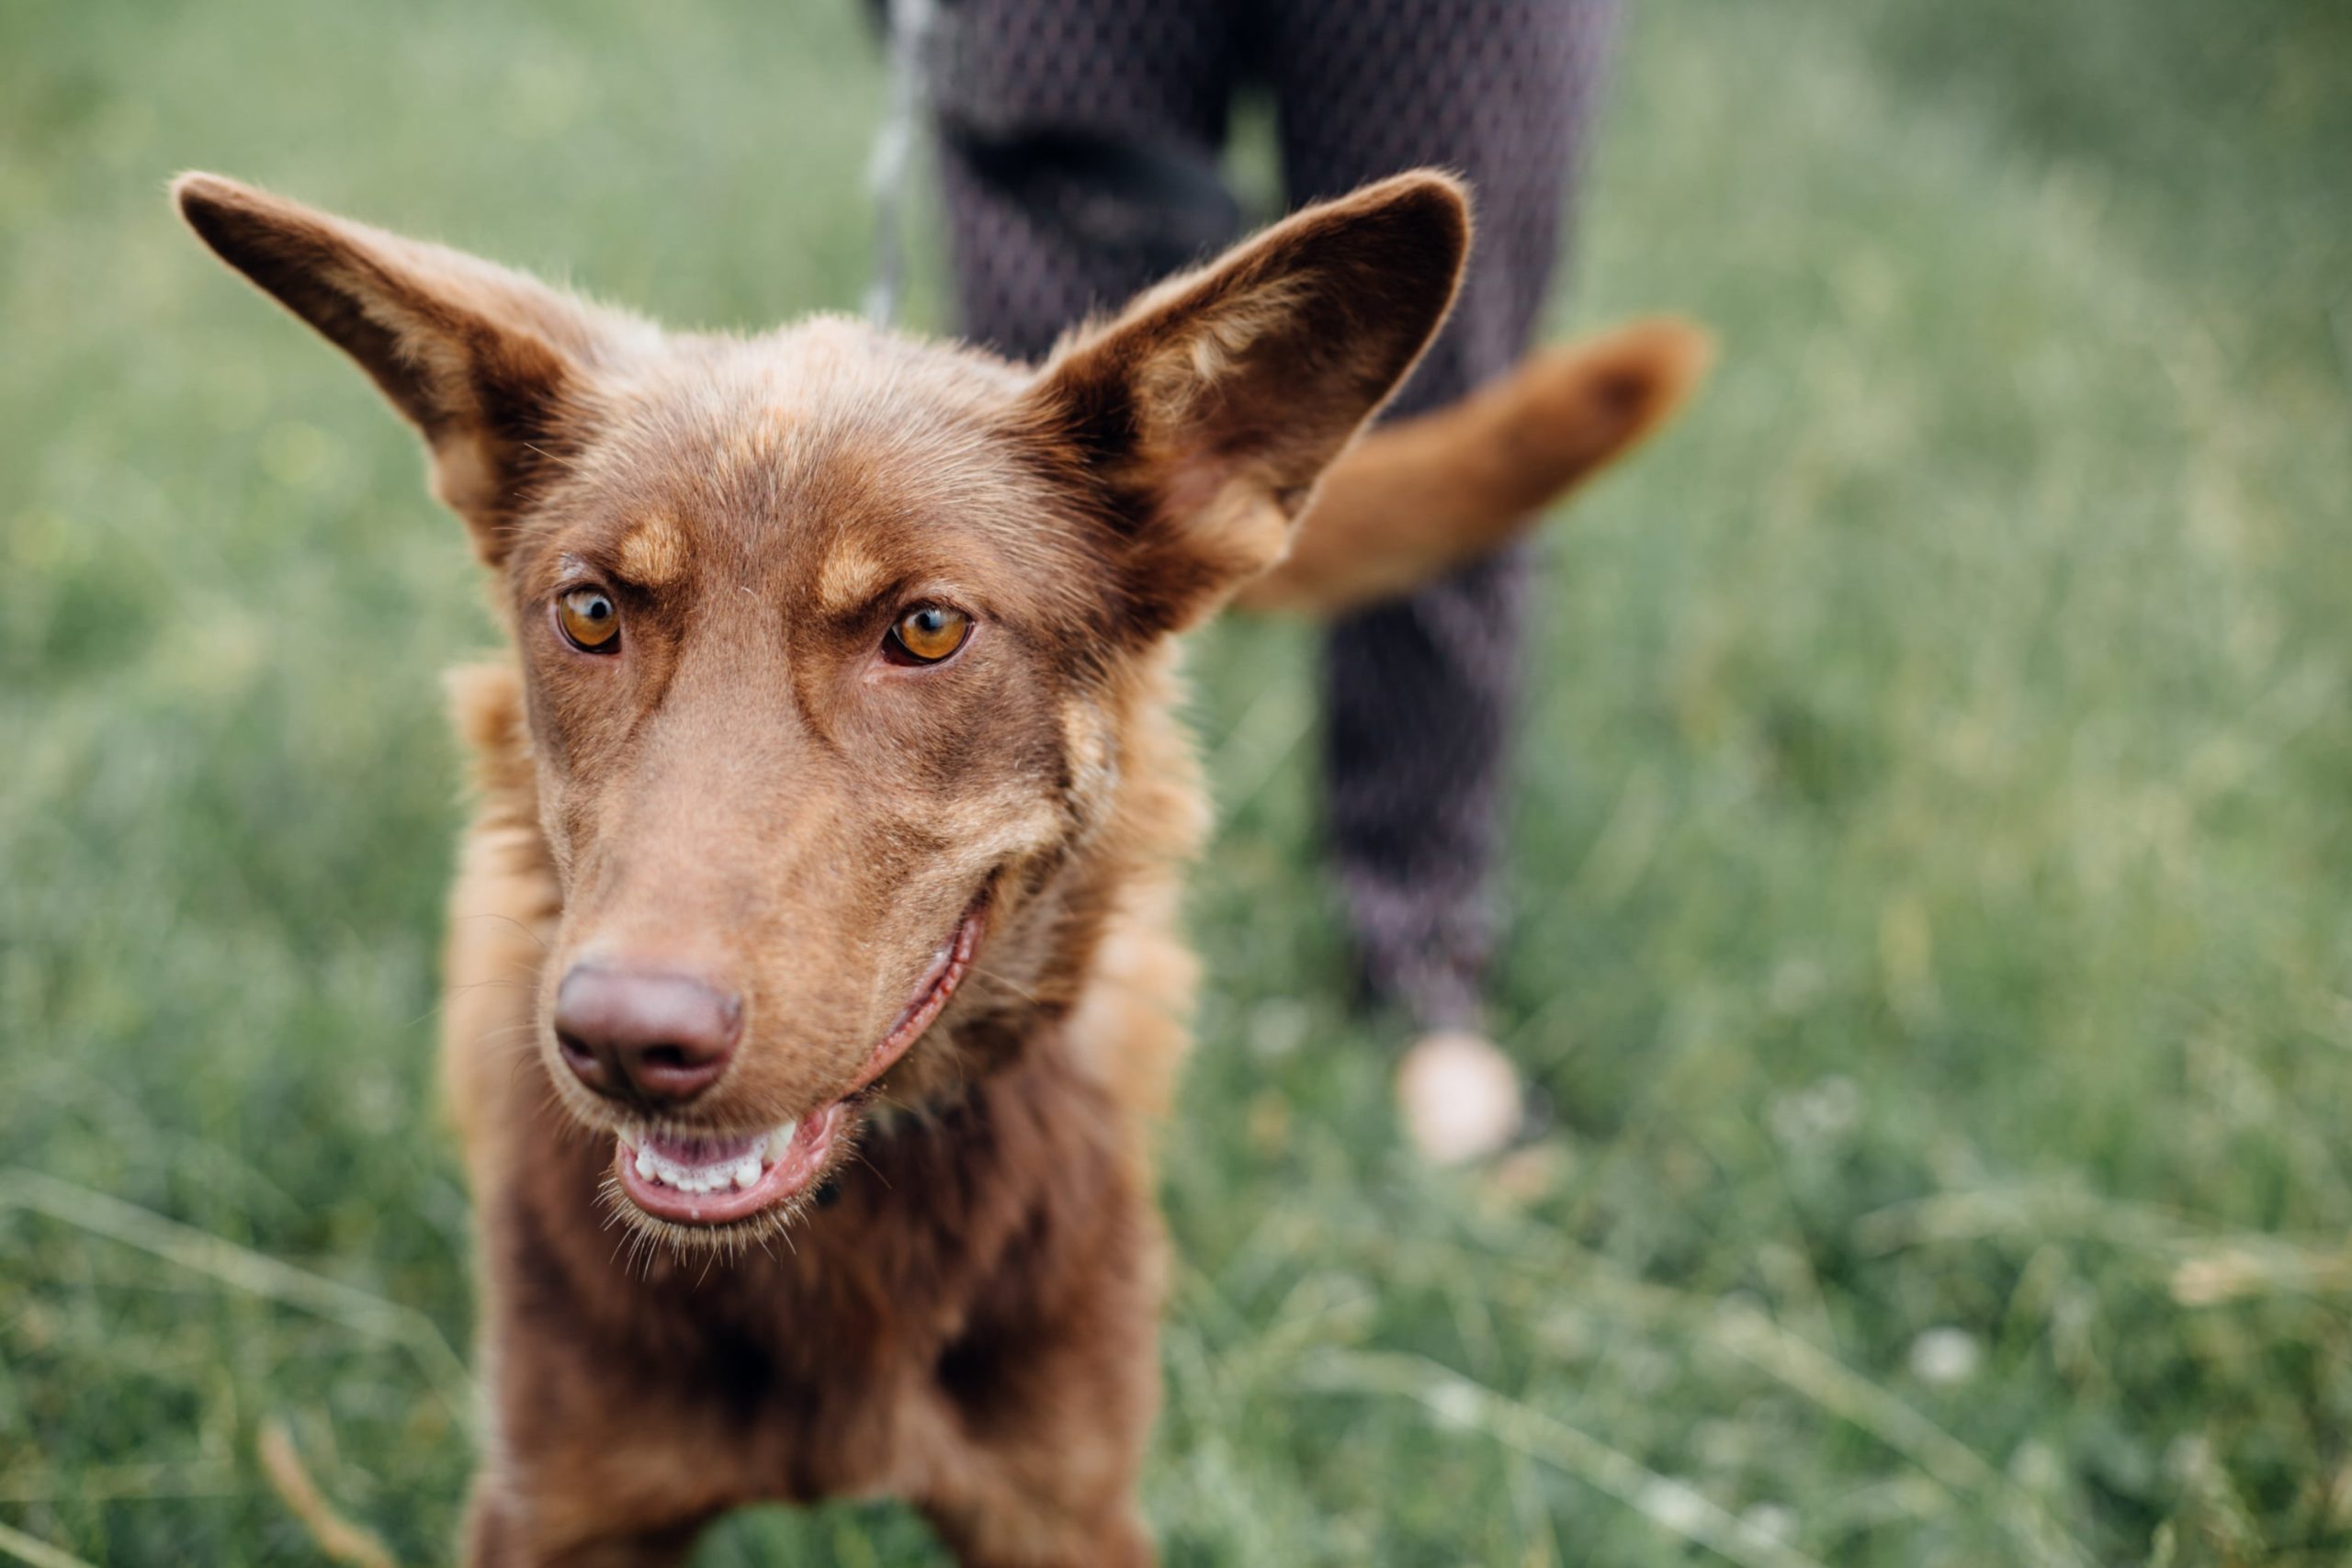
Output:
[{"xmin": 4, "ymin": 1, "xmax": 2348, "ymax": 1562}]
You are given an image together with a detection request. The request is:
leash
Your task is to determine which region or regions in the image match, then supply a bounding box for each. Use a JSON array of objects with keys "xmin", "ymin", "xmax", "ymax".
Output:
[{"xmin": 864, "ymin": 0, "xmax": 937, "ymax": 328}]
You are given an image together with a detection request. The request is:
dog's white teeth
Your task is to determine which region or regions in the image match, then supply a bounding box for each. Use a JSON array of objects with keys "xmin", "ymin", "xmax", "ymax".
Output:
[
  {"xmin": 630, "ymin": 1122, "xmax": 801, "ymax": 1193},
  {"xmin": 639, "ymin": 1148, "xmax": 695, "ymax": 1190}
]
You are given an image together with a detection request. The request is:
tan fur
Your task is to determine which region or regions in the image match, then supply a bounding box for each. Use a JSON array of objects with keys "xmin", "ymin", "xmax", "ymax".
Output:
[
  {"xmin": 175, "ymin": 167, "xmax": 1702, "ymax": 1565},
  {"xmin": 812, "ymin": 543, "xmax": 891, "ymax": 618},
  {"xmin": 614, "ymin": 511, "xmax": 692, "ymax": 590}
]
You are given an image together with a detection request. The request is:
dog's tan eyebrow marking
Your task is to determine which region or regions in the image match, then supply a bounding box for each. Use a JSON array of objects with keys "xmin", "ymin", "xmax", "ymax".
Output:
[
  {"xmin": 616, "ymin": 511, "xmax": 691, "ymax": 589},
  {"xmin": 814, "ymin": 538, "xmax": 893, "ymax": 617}
]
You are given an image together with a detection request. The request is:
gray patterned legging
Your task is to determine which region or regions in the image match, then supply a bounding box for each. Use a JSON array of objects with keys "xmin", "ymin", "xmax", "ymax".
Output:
[{"xmin": 928, "ymin": 0, "xmax": 1617, "ymax": 1031}]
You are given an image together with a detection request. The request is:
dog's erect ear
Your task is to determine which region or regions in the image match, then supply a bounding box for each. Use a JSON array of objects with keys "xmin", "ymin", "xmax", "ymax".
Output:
[
  {"xmin": 173, "ymin": 173, "xmax": 638, "ymax": 561},
  {"xmin": 1020, "ymin": 171, "xmax": 1470, "ymax": 633}
]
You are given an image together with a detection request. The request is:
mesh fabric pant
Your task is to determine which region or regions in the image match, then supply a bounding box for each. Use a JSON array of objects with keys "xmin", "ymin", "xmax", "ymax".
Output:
[{"xmin": 930, "ymin": 0, "xmax": 1616, "ymax": 1030}]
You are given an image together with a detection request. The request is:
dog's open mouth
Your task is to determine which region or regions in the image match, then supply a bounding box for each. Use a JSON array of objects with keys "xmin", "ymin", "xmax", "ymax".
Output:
[
  {"xmin": 609, "ymin": 897, "xmax": 987, "ymax": 1228},
  {"xmin": 616, "ymin": 1107, "xmax": 847, "ymax": 1225}
]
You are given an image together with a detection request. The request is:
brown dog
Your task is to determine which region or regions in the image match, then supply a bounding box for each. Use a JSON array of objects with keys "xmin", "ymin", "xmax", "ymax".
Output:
[{"xmin": 175, "ymin": 169, "xmax": 1705, "ymax": 1565}]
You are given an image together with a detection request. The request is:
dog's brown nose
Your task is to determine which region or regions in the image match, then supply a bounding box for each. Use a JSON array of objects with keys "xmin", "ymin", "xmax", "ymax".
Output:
[{"xmin": 553, "ymin": 965, "xmax": 741, "ymax": 1106}]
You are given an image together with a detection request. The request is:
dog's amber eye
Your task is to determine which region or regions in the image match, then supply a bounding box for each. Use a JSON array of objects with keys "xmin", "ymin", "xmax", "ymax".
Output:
[
  {"xmin": 888, "ymin": 604, "xmax": 971, "ymax": 664},
  {"xmin": 558, "ymin": 587, "xmax": 621, "ymax": 652}
]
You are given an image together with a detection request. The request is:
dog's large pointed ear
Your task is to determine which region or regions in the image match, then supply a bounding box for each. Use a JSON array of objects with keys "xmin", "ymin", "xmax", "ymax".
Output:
[
  {"xmin": 173, "ymin": 173, "xmax": 639, "ymax": 562},
  {"xmin": 1019, "ymin": 171, "xmax": 1470, "ymax": 634}
]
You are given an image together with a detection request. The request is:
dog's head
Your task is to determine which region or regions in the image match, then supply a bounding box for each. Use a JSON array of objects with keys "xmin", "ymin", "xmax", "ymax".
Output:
[{"xmin": 176, "ymin": 170, "xmax": 1467, "ymax": 1243}]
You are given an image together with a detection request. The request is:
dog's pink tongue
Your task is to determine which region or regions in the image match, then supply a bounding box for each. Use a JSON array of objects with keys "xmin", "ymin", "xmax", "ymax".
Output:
[{"xmin": 639, "ymin": 1130, "xmax": 762, "ymax": 1164}]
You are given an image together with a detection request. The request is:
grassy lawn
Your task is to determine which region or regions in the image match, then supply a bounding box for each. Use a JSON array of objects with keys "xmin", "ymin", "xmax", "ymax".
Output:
[{"xmin": 4, "ymin": 1, "xmax": 2348, "ymax": 1563}]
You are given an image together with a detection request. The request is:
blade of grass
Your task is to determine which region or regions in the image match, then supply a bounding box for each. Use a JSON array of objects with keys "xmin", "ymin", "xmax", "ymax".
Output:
[
  {"xmin": 1387, "ymin": 1226, "xmax": 2095, "ymax": 1568},
  {"xmin": 1857, "ymin": 1183, "xmax": 2352, "ymax": 1303},
  {"xmin": 0, "ymin": 1523, "xmax": 97, "ymax": 1568},
  {"xmin": 0, "ymin": 1463, "xmax": 237, "ymax": 1503},
  {"xmin": 1304, "ymin": 1348, "xmax": 1830, "ymax": 1568},
  {"xmin": 0, "ymin": 1168, "xmax": 473, "ymax": 1423},
  {"xmin": 258, "ymin": 1419, "xmax": 401, "ymax": 1568}
]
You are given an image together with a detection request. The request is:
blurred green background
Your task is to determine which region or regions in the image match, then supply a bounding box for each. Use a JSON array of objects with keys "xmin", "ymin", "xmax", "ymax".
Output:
[{"xmin": 4, "ymin": 0, "xmax": 2349, "ymax": 1563}]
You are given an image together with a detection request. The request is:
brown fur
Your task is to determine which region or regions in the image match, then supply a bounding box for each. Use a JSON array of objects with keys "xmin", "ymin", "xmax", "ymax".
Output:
[{"xmin": 175, "ymin": 168, "xmax": 1702, "ymax": 1564}]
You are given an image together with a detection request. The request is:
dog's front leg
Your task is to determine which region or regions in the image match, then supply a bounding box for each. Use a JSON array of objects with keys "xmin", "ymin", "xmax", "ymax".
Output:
[
  {"xmin": 911, "ymin": 1349, "xmax": 1159, "ymax": 1568},
  {"xmin": 458, "ymin": 1201, "xmax": 743, "ymax": 1567},
  {"xmin": 909, "ymin": 1224, "xmax": 1165, "ymax": 1566},
  {"xmin": 460, "ymin": 1485, "xmax": 706, "ymax": 1568},
  {"xmin": 461, "ymin": 1475, "xmax": 711, "ymax": 1568}
]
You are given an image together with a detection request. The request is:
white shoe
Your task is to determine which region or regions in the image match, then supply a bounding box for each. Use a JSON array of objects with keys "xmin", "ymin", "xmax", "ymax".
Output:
[{"xmin": 1396, "ymin": 1030, "xmax": 1524, "ymax": 1166}]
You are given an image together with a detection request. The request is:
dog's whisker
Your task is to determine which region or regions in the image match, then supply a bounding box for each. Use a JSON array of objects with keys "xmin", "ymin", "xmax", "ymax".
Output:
[
  {"xmin": 445, "ymin": 978, "xmax": 542, "ymax": 999},
  {"xmin": 465, "ymin": 911, "xmax": 553, "ymax": 953},
  {"xmin": 848, "ymin": 1148, "xmax": 892, "ymax": 1193},
  {"xmin": 968, "ymin": 964, "xmax": 1048, "ymax": 1005}
]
